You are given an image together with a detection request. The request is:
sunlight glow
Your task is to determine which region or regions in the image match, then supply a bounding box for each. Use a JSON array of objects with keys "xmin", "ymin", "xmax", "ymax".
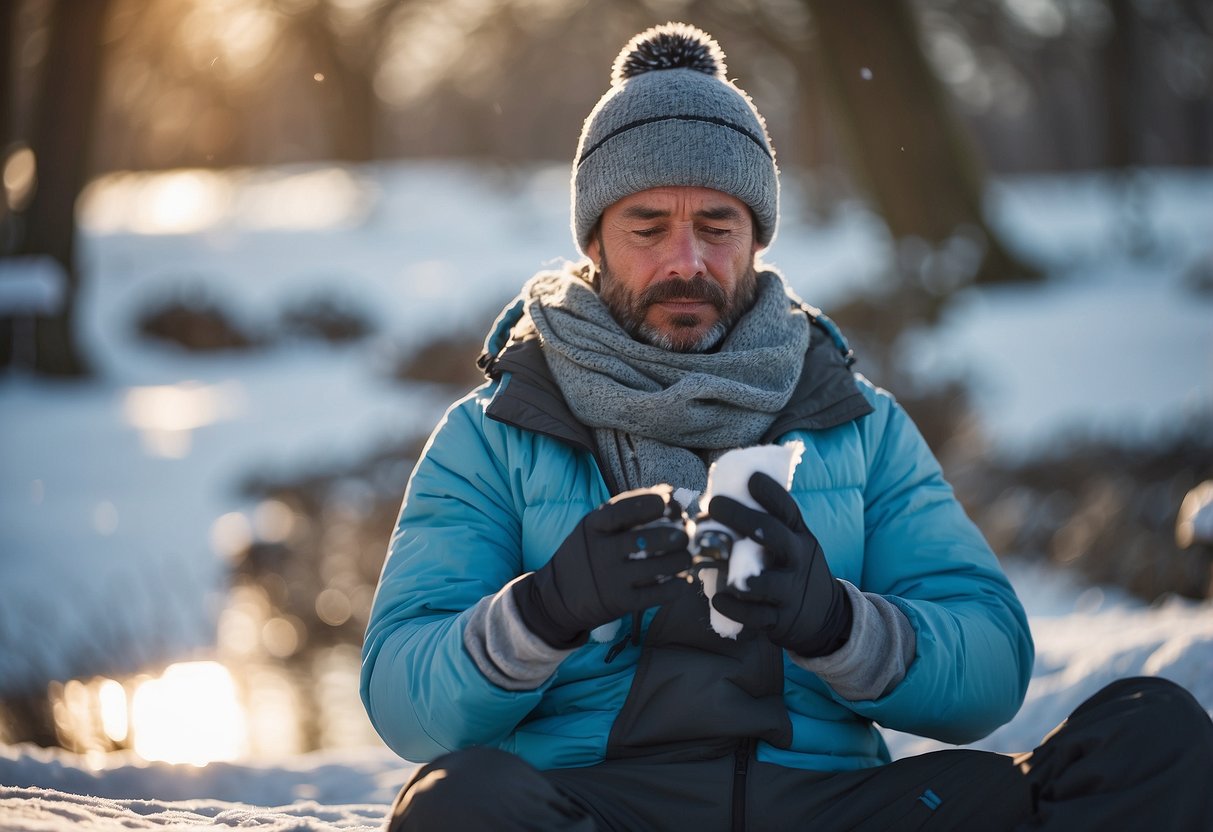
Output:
[
  {"xmin": 143, "ymin": 171, "xmax": 230, "ymax": 234},
  {"xmin": 211, "ymin": 511, "xmax": 254, "ymax": 561},
  {"xmin": 218, "ymin": 586, "xmax": 267, "ymax": 656},
  {"xmin": 131, "ymin": 662, "xmax": 247, "ymax": 766},
  {"xmin": 79, "ymin": 167, "xmax": 370, "ymax": 235},
  {"xmin": 253, "ymin": 499, "xmax": 296, "ymax": 543},
  {"xmin": 243, "ymin": 666, "xmax": 306, "ymax": 756},
  {"xmin": 374, "ymin": 0, "xmax": 497, "ymax": 106},
  {"xmin": 261, "ymin": 616, "xmax": 302, "ymax": 658},
  {"xmin": 1176, "ymin": 481, "xmax": 1213, "ymax": 549},
  {"xmin": 315, "ymin": 588, "xmax": 352, "ymax": 627},
  {"xmin": 123, "ymin": 381, "xmax": 244, "ymax": 459},
  {"xmin": 181, "ymin": 0, "xmax": 279, "ymax": 79},
  {"xmin": 3, "ymin": 146, "xmax": 36, "ymax": 211},
  {"xmin": 97, "ymin": 679, "xmax": 129, "ymax": 743},
  {"xmin": 53, "ymin": 680, "xmax": 91, "ymax": 750},
  {"xmin": 313, "ymin": 645, "xmax": 377, "ymax": 748},
  {"xmin": 78, "ymin": 170, "xmax": 230, "ymax": 234},
  {"xmin": 236, "ymin": 168, "xmax": 368, "ymax": 230}
]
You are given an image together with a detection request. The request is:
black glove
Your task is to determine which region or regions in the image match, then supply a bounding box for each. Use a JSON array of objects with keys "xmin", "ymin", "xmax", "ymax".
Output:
[
  {"xmin": 512, "ymin": 486, "xmax": 693, "ymax": 649},
  {"xmin": 708, "ymin": 472, "xmax": 852, "ymax": 657}
]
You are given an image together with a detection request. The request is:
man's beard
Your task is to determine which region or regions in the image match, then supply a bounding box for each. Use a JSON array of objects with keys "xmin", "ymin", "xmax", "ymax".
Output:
[{"xmin": 596, "ymin": 253, "xmax": 759, "ymax": 353}]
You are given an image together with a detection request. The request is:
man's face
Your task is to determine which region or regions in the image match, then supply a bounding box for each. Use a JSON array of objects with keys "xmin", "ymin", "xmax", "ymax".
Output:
[{"xmin": 586, "ymin": 186, "xmax": 762, "ymax": 353}]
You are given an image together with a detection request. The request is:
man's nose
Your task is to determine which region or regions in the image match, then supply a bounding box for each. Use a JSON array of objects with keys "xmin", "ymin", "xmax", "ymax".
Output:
[{"xmin": 664, "ymin": 224, "xmax": 706, "ymax": 279}]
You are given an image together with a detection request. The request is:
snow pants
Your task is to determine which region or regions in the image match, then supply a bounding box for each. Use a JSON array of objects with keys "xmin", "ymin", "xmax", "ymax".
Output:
[{"xmin": 387, "ymin": 677, "xmax": 1213, "ymax": 831}]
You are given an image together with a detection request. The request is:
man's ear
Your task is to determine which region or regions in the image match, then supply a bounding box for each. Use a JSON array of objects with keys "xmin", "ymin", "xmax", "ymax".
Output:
[{"xmin": 586, "ymin": 233, "xmax": 601, "ymax": 265}]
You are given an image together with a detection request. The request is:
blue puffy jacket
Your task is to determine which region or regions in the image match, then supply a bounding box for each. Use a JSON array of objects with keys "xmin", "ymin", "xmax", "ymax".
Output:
[{"xmin": 361, "ymin": 298, "xmax": 1033, "ymax": 771}]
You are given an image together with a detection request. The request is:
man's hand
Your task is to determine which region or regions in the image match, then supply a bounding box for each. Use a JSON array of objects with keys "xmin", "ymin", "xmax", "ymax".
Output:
[
  {"xmin": 708, "ymin": 473, "xmax": 852, "ymax": 657},
  {"xmin": 512, "ymin": 486, "xmax": 693, "ymax": 649}
]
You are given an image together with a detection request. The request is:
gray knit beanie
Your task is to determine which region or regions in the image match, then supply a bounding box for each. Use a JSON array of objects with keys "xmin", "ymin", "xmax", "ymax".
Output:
[{"xmin": 571, "ymin": 22, "xmax": 780, "ymax": 254}]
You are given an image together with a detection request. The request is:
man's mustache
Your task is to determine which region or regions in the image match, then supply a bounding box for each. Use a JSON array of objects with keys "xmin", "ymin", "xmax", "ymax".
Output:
[{"xmin": 639, "ymin": 276, "xmax": 726, "ymax": 310}]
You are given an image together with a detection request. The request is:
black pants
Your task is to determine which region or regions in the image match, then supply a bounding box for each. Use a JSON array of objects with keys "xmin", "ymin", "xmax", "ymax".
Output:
[{"xmin": 387, "ymin": 677, "xmax": 1213, "ymax": 831}]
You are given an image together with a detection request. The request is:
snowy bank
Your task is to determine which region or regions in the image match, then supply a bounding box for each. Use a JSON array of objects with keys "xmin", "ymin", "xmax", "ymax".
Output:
[
  {"xmin": 0, "ymin": 785, "xmax": 389, "ymax": 832},
  {"xmin": 3, "ymin": 563, "xmax": 1212, "ymax": 830}
]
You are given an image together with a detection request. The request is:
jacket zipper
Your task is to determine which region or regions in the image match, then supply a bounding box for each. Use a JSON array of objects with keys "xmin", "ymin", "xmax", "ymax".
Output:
[
  {"xmin": 604, "ymin": 631, "xmax": 630, "ymax": 663},
  {"xmin": 732, "ymin": 738, "xmax": 754, "ymax": 832},
  {"xmin": 603, "ymin": 612, "xmax": 646, "ymax": 664}
]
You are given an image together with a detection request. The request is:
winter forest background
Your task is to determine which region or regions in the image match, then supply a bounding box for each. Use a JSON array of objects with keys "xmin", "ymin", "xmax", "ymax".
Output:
[{"xmin": 1, "ymin": 0, "xmax": 1212, "ymax": 828}]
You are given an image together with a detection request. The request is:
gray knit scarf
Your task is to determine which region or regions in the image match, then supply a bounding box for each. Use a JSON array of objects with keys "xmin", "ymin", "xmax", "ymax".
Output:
[{"xmin": 522, "ymin": 268, "xmax": 810, "ymax": 500}]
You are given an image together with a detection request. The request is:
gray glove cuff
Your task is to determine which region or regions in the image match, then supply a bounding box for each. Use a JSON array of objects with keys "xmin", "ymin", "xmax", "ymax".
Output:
[
  {"xmin": 791, "ymin": 581, "xmax": 916, "ymax": 701},
  {"xmin": 463, "ymin": 576, "xmax": 576, "ymax": 691}
]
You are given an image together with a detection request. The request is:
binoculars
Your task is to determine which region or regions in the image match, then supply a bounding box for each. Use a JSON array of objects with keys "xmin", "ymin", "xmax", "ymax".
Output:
[
  {"xmin": 633, "ymin": 484, "xmax": 751, "ymax": 573},
  {"xmin": 635, "ymin": 495, "xmax": 736, "ymax": 575}
]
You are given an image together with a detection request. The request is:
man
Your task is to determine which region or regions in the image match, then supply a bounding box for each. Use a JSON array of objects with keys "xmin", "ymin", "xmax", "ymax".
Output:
[{"xmin": 362, "ymin": 22, "xmax": 1213, "ymax": 830}]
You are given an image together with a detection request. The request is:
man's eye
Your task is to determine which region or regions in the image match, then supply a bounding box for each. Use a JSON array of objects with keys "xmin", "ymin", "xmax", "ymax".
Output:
[
  {"xmin": 702, "ymin": 227, "xmax": 731, "ymax": 237},
  {"xmin": 633, "ymin": 227, "xmax": 663, "ymax": 238}
]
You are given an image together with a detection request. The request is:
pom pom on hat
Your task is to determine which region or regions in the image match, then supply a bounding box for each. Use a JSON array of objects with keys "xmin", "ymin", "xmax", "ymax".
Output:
[{"xmin": 612, "ymin": 22, "xmax": 727, "ymax": 84}]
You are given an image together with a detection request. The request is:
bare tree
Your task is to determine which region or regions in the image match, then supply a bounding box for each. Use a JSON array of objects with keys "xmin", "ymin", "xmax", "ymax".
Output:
[
  {"xmin": 0, "ymin": 0, "xmax": 17, "ymax": 253},
  {"xmin": 804, "ymin": 0, "xmax": 1039, "ymax": 285},
  {"xmin": 6, "ymin": 0, "xmax": 113, "ymax": 375}
]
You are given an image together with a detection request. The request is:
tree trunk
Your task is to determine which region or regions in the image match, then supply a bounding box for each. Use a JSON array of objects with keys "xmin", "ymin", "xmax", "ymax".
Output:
[
  {"xmin": 290, "ymin": 2, "xmax": 381, "ymax": 163},
  {"xmin": 804, "ymin": 0, "xmax": 1039, "ymax": 285},
  {"xmin": 331, "ymin": 62, "xmax": 377, "ymax": 163},
  {"xmin": 0, "ymin": 0, "xmax": 14, "ymax": 368},
  {"xmin": 15, "ymin": 0, "xmax": 112, "ymax": 376},
  {"xmin": 0, "ymin": 0, "xmax": 15, "ymax": 165},
  {"xmin": 1102, "ymin": 0, "xmax": 1136, "ymax": 168}
]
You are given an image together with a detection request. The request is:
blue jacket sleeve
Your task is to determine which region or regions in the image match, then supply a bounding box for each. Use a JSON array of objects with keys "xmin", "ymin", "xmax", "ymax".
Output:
[
  {"xmin": 845, "ymin": 383, "xmax": 1034, "ymax": 744},
  {"xmin": 360, "ymin": 385, "xmax": 547, "ymax": 762}
]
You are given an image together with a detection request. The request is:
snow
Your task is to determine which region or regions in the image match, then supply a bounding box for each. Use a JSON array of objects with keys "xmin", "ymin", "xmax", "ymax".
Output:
[
  {"xmin": 1, "ymin": 161, "xmax": 1212, "ymax": 828},
  {"xmin": 1, "ymin": 561, "xmax": 1210, "ymax": 829},
  {"xmin": 902, "ymin": 267, "xmax": 1212, "ymax": 455},
  {"xmin": 904, "ymin": 170, "xmax": 1213, "ymax": 456},
  {"xmin": 0, "ymin": 787, "xmax": 389, "ymax": 831},
  {"xmin": 883, "ymin": 561, "xmax": 1213, "ymax": 759},
  {"xmin": 0, "ymin": 749, "xmax": 407, "ymax": 831},
  {"xmin": 0, "ymin": 257, "xmax": 66, "ymax": 315},
  {"xmin": 695, "ymin": 441, "xmax": 805, "ymax": 638}
]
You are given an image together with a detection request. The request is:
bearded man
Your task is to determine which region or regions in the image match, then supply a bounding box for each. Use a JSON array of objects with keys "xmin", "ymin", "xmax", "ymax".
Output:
[{"xmin": 362, "ymin": 22, "xmax": 1213, "ymax": 831}]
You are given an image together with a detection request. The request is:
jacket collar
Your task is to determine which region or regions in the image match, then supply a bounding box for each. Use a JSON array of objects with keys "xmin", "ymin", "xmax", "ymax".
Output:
[
  {"xmin": 485, "ymin": 335, "xmax": 599, "ymax": 456},
  {"xmin": 761, "ymin": 307, "xmax": 875, "ymax": 441}
]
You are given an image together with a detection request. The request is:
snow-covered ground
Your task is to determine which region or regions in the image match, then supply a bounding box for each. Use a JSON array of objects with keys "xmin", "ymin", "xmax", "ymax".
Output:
[
  {"xmin": 1, "ymin": 560, "xmax": 1210, "ymax": 830},
  {"xmin": 1, "ymin": 162, "xmax": 1211, "ymax": 829}
]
